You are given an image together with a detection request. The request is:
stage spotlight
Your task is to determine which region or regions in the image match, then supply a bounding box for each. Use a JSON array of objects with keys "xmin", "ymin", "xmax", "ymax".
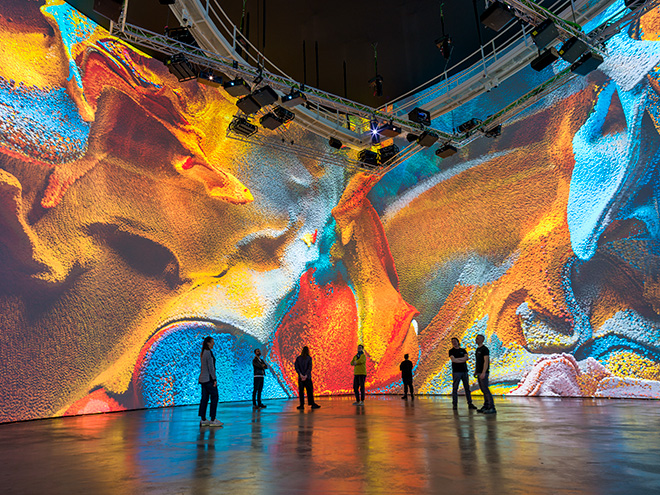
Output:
[
  {"xmin": 417, "ymin": 131, "xmax": 439, "ymax": 147},
  {"xmin": 369, "ymin": 75, "xmax": 384, "ymax": 97},
  {"xmin": 570, "ymin": 51, "xmax": 604, "ymax": 76},
  {"xmin": 531, "ymin": 20, "xmax": 559, "ymax": 50},
  {"xmin": 435, "ymin": 35, "xmax": 452, "ymax": 59},
  {"xmin": 273, "ymin": 106, "xmax": 295, "ymax": 124},
  {"xmin": 260, "ymin": 112, "xmax": 283, "ymax": 130},
  {"xmin": 378, "ymin": 144, "xmax": 399, "ymax": 164},
  {"xmin": 435, "ymin": 143, "xmax": 458, "ymax": 158},
  {"xmin": 358, "ymin": 150, "xmax": 379, "ymax": 169},
  {"xmin": 457, "ymin": 118, "xmax": 482, "ymax": 133},
  {"xmin": 252, "ymin": 85, "xmax": 278, "ymax": 107},
  {"xmin": 480, "ymin": 1, "xmax": 515, "ymax": 31},
  {"xmin": 370, "ymin": 120, "xmax": 381, "ymax": 144},
  {"xmin": 164, "ymin": 54, "xmax": 196, "ymax": 82},
  {"xmin": 223, "ymin": 78, "xmax": 251, "ymax": 97},
  {"xmin": 484, "ymin": 124, "xmax": 502, "ymax": 138},
  {"xmin": 229, "ymin": 117, "xmax": 258, "ymax": 137},
  {"xmin": 408, "ymin": 107, "xmax": 431, "ymax": 126},
  {"xmin": 236, "ymin": 95, "xmax": 261, "ymax": 115},
  {"xmin": 378, "ymin": 123, "xmax": 402, "ymax": 138},
  {"xmin": 559, "ymin": 37, "xmax": 588, "ymax": 63},
  {"xmin": 281, "ymin": 89, "xmax": 306, "ymax": 107},
  {"xmin": 197, "ymin": 70, "xmax": 222, "ymax": 87},
  {"xmin": 531, "ymin": 47, "xmax": 559, "ymax": 72},
  {"xmin": 329, "ymin": 137, "xmax": 343, "ymax": 149},
  {"xmin": 165, "ymin": 27, "xmax": 198, "ymax": 47},
  {"xmin": 406, "ymin": 133, "xmax": 419, "ymax": 142}
]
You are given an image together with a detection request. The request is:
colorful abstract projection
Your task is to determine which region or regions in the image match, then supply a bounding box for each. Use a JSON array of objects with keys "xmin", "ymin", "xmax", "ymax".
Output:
[{"xmin": 1, "ymin": 0, "xmax": 660, "ymax": 423}]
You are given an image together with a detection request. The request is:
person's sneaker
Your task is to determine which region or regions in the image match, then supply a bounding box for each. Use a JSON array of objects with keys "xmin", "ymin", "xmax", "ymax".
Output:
[
  {"xmin": 297, "ymin": 405, "xmax": 305, "ymax": 410},
  {"xmin": 352, "ymin": 401, "xmax": 360, "ymax": 405},
  {"xmin": 258, "ymin": 403, "xmax": 267, "ymax": 409},
  {"xmin": 311, "ymin": 403, "xmax": 321, "ymax": 409},
  {"xmin": 200, "ymin": 419, "xmax": 211, "ymax": 426},
  {"xmin": 357, "ymin": 401, "xmax": 364, "ymax": 406},
  {"xmin": 468, "ymin": 404, "xmax": 478, "ymax": 410},
  {"xmin": 253, "ymin": 405, "xmax": 261, "ymax": 410},
  {"xmin": 483, "ymin": 408, "xmax": 497, "ymax": 415},
  {"xmin": 209, "ymin": 420, "xmax": 224, "ymax": 426},
  {"xmin": 401, "ymin": 396, "xmax": 408, "ymax": 400},
  {"xmin": 477, "ymin": 406, "xmax": 487, "ymax": 413},
  {"xmin": 452, "ymin": 404, "xmax": 458, "ymax": 410}
]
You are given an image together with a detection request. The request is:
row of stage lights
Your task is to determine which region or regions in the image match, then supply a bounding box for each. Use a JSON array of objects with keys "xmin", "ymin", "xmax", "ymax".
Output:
[
  {"xmin": 162, "ymin": 0, "xmax": 637, "ymax": 172},
  {"xmin": 162, "ymin": 26, "xmax": 499, "ymax": 168},
  {"xmin": 161, "ymin": 27, "xmax": 303, "ymax": 134},
  {"xmin": 480, "ymin": 1, "xmax": 604, "ymax": 74}
]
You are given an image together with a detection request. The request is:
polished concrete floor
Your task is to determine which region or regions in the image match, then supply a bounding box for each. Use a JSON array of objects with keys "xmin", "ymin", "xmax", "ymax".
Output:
[{"xmin": 1, "ymin": 396, "xmax": 659, "ymax": 494}]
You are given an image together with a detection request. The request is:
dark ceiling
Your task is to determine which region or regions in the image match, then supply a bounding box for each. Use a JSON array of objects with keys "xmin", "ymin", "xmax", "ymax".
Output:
[{"xmin": 65, "ymin": 0, "xmax": 559, "ymax": 107}]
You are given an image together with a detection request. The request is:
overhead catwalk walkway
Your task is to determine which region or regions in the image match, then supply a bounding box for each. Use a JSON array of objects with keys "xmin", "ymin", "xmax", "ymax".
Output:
[{"xmin": 1, "ymin": 396, "xmax": 659, "ymax": 494}]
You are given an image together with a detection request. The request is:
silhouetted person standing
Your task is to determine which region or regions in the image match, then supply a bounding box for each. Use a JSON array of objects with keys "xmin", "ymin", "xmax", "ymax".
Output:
[
  {"xmin": 198, "ymin": 336, "xmax": 222, "ymax": 426},
  {"xmin": 294, "ymin": 346, "xmax": 321, "ymax": 410},
  {"xmin": 449, "ymin": 337, "xmax": 477, "ymax": 410},
  {"xmin": 253, "ymin": 348, "xmax": 268, "ymax": 409},
  {"xmin": 475, "ymin": 334, "xmax": 496, "ymax": 414},
  {"xmin": 351, "ymin": 344, "xmax": 367, "ymax": 405},
  {"xmin": 400, "ymin": 354, "xmax": 414, "ymax": 400}
]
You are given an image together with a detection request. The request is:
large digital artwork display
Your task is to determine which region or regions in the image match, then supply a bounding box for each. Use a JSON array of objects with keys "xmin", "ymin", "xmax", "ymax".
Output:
[{"xmin": 2, "ymin": 0, "xmax": 660, "ymax": 423}]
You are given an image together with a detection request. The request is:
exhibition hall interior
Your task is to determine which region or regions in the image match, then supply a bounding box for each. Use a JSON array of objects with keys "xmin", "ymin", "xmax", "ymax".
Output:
[{"xmin": 1, "ymin": 0, "xmax": 660, "ymax": 493}]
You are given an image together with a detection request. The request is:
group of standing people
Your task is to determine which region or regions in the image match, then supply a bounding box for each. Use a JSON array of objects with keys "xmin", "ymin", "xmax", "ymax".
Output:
[
  {"xmin": 449, "ymin": 335, "xmax": 496, "ymax": 414},
  {"xmin": 197, "ymin": 334, "xmax": 495, "ymax": 426}
]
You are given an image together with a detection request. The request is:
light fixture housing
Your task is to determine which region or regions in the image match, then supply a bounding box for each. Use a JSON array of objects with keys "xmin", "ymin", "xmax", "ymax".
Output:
[
  {"xmin": 280, "ymin": 90, "xmax": 306, "ymax": 107},
  {"xmin": 223, "ymin": 78, "xmax": 251, "ymax": 97},
  {"xmin": 252, "ymin": 85, "xmax": 278, "ymax": 107},
  {"xmin": 378, "ymin": 123, "xmax": 402, "ymax": 138},
  {"xmin": 570, "ymin": 52, "xmax": 604, "ymax": 76},
  {"xmin": 531, "ymin": 20, "xmax": 559, "ymax": 50},
  {"xmin": 164, "ymin": 54, "xmax": 196, "ymax": 82},
  {"xmin": 378, "ymin": 144, "xmax": 400, "ymax": 164},
  {"xmin": 197, "ymin": 70, "xmax": 222, "ymax": 87},
  {"xmin": 358, "ymin": 149, "xmax": 379, "ymax": 168},
  {"xmin": 435, "ymin": 144, "xmax": 458, "ymax": 158},
  {"xmin": 165, "ymin": 26, "xmax": 198, "ymax": 47},
  {"xmin": 457, "ymin": 118, "xmax": 482, "ymax": 133},
  {"xmin": 417, "ymin": 131, "xmax": 439, "ymax": 147},
  {"xmin": 229, "ymin": 117, "xmax": 258, "ymax": 137},
  {"xmin": 559, "ymin": 37, "xmax": 589, "ymax": 63},
  {"xmin": 260, "ymin": 113, "xmax": 283, "ymax": 130},
  {"xmin": 236, "ymin": 94, "xmax": 261, "ymax": 115},
  {"xmin": 408, "ymin": 107, "xmax": 431, "ymax": 126},
  {"xmin": 480, "ymin": 1, "xmax": 515, "ymax": 31},
  {"xmin": 530, "ymin": 47, "xmax": 559, "ymax": 72}
]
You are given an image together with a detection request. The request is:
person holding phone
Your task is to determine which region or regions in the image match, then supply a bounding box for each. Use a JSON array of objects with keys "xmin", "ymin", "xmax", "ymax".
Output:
[{"xmin": 351, "ymin": 344, "xmax": 367, "ymax": 405}]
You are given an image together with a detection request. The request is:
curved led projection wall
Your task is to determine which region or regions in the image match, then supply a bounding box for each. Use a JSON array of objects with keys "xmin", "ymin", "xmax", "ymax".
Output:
[{"xmin": 1, "ymin": 0, "xmax": 660, "ymax": 423}]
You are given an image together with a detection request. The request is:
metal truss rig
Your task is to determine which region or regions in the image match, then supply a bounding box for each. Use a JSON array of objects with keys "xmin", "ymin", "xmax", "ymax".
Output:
[
  {"xmin": 505, "ymin": 0, "xmax": 605, "ymax": 54},
  {"xmin": 108, "ymin": 0, "xmax": 655, "ymax": 173},
  {"xmin": 109, "ymin": 13, "xmax": 451, "ymax": 141}
]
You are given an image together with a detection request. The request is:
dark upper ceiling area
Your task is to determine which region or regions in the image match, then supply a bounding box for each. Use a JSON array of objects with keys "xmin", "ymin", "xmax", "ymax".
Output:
[{"xmin": 66, "ymin": 0, "xmax": 562, "ymax": 107}]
